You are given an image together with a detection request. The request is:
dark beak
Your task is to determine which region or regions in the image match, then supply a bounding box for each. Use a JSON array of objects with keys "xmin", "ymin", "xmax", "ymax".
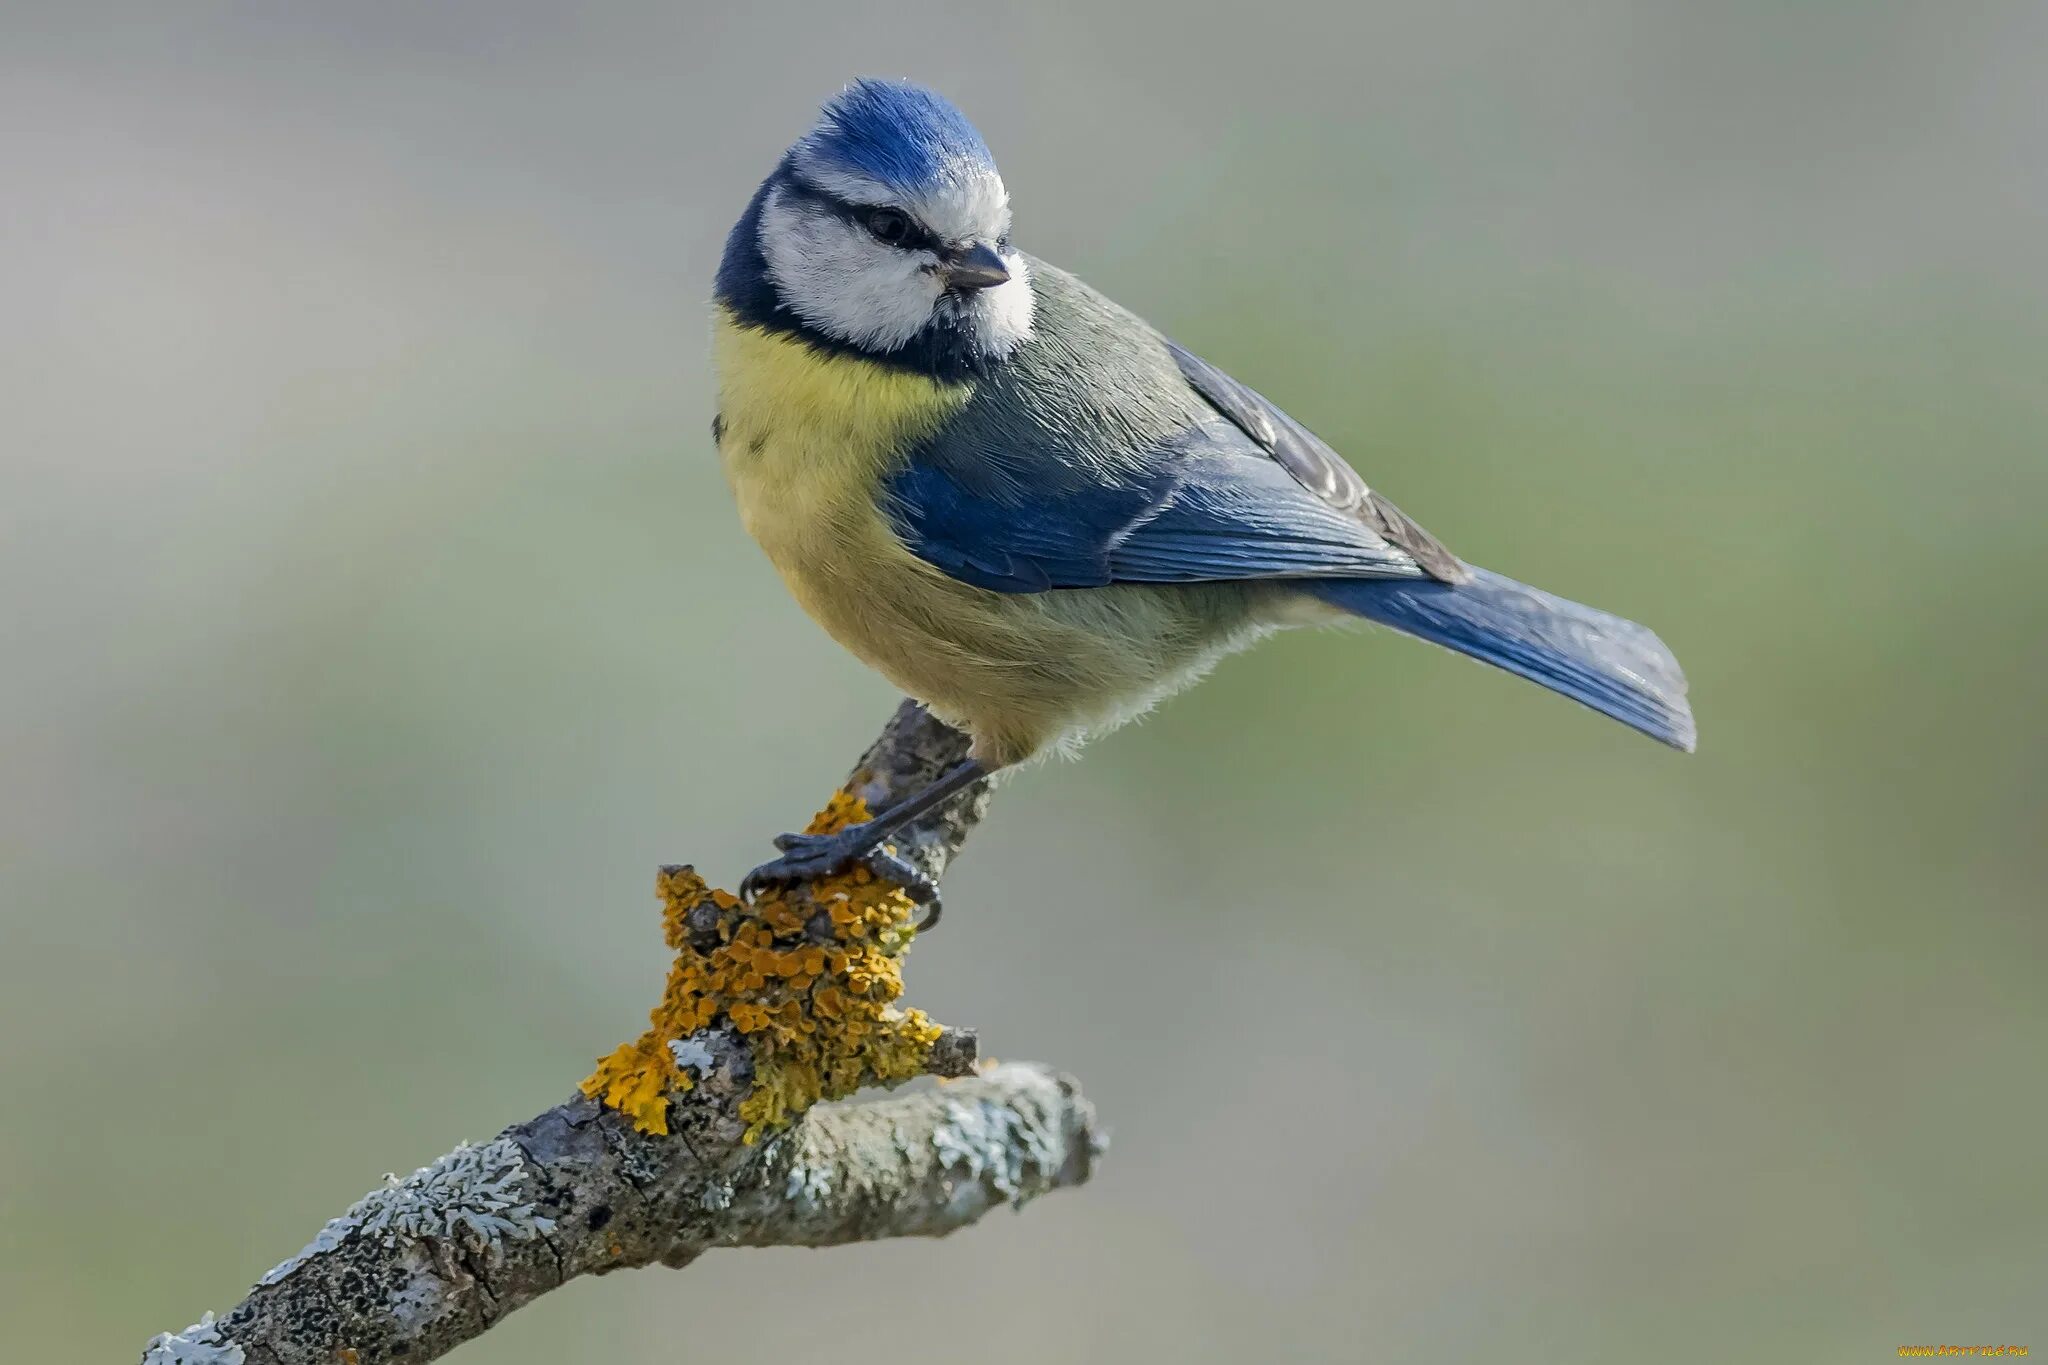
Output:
[{"xmin": 941, "ymin": 242, "xmax": 1012, "ymax": 292}]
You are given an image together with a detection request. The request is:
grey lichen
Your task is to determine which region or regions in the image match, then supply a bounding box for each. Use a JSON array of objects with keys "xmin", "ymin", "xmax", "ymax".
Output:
[
  {"xmin": 668, "ymin": 1035, "xmax": 717, "ymax": 1079},
  {"xmin": 140, "ymin": 1313, "xmax": 244, "ymax": 1365},
  {"xmin": 352, "ymin": 1137, "xmax": 558, "ymax": 1249},
  {"xmin": 931, "ymin": 1073, "xmax": 1068, "ymax": 1207},
  {"xmin": 260, "ymin": 1136, "xmax": 556, "ymax": 1288},
  {"xmin": 257, "ymin": 1216, "xmax": 350, "ymax": 1287},
  {"xmin": 784, "ymin": 1157, "xmax": 834, "ymax": 1206},
  {"xmin": 146, "ymin": 1064, "xmax": 1098, "ymax": 1365}
]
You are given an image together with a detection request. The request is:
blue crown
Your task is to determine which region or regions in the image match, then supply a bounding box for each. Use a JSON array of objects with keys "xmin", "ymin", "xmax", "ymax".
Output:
[{"xmin": 798, "ymin": 79, "xmax": 996, "ymax": 195}]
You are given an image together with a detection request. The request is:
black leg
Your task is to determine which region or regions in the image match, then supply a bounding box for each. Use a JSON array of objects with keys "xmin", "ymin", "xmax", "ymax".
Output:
[{"xmin": 739, "ymin": 758, "xmax": 987, "ymax": 915}]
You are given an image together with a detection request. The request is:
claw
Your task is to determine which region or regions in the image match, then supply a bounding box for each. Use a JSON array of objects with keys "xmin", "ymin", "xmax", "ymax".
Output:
[
  {"xmin": 739, "ymin": 831, "xmax": 850, "ymax": 901},
  {"xmin": 860, "ymin": 846, "xmax": 939, "ymax": 911},
  {"xmin": 739, "ymin": 830, "xmax": 943, "ymax": 928}
]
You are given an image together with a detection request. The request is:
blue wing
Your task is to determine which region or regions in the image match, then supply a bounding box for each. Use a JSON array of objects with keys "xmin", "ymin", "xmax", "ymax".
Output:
[
  {"xmin": 878, "ymin": 308, "xmax": 1460, "ymax": 594},
  {"xmin": 882, "ymin": 415, "xmax": 1430, "ymax": 593},
  {"xmin": 1164, "ymin": 342, "xmax": 1470, "ymax": 583}
]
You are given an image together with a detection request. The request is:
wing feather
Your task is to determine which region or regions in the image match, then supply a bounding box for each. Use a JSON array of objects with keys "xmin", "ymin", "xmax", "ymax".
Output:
[
  {"xmin": 882, "ymin": 418, "xmax": 1426, "ymax": 593},
  {"xmin": 1166, "ymin": 341, "xmax": 1469, "ymax": 583}
]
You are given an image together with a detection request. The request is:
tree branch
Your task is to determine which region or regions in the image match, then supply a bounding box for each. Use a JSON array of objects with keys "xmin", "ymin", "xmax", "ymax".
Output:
[{"xmin": 141, "ymin": 702, "xmax": 1102, "ymax": 1365}]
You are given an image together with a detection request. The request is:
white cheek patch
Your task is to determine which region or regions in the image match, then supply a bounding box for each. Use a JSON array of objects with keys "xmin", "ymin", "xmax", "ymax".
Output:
[
  {"xmin": 758, "ymin": 179, "xmax": 1035, "ymax": 361},
  {"xmin": 760, "ymin": 185, "xmax": 945, "ymax": 352}
]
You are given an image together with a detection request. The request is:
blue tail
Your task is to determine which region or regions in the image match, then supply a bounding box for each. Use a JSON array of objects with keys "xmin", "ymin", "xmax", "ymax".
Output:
[{"xmin": 1304, "ymin": 568, "xmax": 1696, "ymax": 751}]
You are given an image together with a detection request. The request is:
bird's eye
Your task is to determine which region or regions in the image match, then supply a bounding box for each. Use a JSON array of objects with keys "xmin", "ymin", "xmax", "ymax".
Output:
[{"xmin": 863, "ymin": 208, "xmax": 913, "ymax": 246}]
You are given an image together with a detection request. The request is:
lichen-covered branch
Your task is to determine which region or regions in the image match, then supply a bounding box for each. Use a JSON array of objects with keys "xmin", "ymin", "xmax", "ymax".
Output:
[{"xmin": 141, "ymin": 702, "xmax": 1100, "ymax": 1365}]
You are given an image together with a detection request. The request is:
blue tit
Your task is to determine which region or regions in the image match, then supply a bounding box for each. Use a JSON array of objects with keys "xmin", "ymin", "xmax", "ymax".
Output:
[{"xmin": 714, "ymin": 78, "xmax": 1694, "ymax": 905}]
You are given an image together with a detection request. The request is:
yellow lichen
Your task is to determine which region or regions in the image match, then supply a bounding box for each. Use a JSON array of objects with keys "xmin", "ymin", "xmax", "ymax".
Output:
[{"xmin": 580, "ymin": 790, "xmax": 946, "ymax": 1142}]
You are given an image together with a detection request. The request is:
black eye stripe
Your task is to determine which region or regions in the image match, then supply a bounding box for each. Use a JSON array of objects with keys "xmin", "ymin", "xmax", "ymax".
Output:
[{"xmin": 783, "ymin": 175, "xmax": 943, "ymax": 253}]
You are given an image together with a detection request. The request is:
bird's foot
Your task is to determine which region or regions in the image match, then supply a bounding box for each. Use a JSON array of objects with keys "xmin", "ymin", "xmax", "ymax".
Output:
[{"xmin": 740, "ymin": 830, "xmax": 943, "ymax": 931}]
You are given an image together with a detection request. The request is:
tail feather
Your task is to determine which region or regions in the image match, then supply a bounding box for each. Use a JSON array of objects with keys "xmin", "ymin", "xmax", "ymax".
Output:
[{"xmin": 1305, "ymin": 567, "xmax": 1696, "ymax": 751}]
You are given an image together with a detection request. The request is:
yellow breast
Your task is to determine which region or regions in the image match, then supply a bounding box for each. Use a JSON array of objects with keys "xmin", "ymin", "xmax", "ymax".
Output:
[
  {"xmin": 712, "ymin": 309, "xmax": 967, "ymax": 565},
  {"xmin": 712, "ymin": 308, "xmax": 989, "ymax": 691}
]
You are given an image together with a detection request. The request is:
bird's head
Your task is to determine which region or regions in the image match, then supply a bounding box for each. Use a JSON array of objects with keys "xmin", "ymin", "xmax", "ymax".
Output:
[{"xmin": 720, "ymin": 79, "xmax": 1034, "ymax": 377}]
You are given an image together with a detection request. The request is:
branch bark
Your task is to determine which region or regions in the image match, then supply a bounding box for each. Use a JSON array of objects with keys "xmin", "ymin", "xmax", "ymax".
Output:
[{"xmin": 141, "ymin": 702, "xmax": 1103, "ymax": 1365}]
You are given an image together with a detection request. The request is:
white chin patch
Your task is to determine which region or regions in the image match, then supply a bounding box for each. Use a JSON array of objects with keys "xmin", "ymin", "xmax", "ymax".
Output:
[{"xmin": 758, "ymin": 183, "xmax": 1034, "ymax": 362}]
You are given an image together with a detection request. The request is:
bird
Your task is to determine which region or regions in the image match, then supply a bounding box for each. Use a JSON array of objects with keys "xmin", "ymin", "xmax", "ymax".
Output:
[{"xmin": 713, "ymin": 78, "xmax": 1694, "ymax": 911}]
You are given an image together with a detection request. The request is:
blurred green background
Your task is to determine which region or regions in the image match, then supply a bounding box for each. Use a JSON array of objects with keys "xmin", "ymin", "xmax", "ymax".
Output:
[{"xmin": 3, "ymin": 3, "xmax": 2043, "ymax": 1361}]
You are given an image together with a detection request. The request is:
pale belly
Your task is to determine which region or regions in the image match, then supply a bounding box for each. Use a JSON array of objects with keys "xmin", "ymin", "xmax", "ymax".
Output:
[{"xmin": 753, "ymin": 502, "xmax": 1274, "ymax": 766}]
